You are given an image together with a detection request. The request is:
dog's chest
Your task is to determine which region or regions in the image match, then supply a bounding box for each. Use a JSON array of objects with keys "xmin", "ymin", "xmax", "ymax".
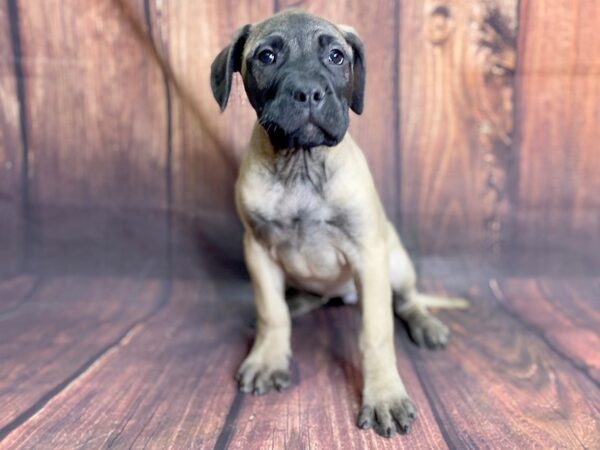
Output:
[{"xmin": 243, "ymin": 149, "xmax": 357, "ymax": 284}]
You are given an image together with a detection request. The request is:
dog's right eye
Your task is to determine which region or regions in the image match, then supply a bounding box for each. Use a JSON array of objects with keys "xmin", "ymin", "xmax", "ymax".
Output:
[{"xmin": 258, "ymin": 49, "xmax": 276, "ymax": 65}]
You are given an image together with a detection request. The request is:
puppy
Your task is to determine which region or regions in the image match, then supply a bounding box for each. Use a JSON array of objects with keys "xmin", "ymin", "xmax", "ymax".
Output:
[{"xmin": 211, "ymin": 9, "xmax": 467, "ymax": 438}]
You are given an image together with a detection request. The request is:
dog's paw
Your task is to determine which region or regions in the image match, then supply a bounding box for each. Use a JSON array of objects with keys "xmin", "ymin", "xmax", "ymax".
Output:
[
  {"xmin": 357, "ymin": 395, "xmax": 416, "ymax": 437},
  {"xmin": 406, "ymin": 313, "xmax": 450, "ymax": 350},
  {"xmin": 236, "ymin": 356, "xmax": 291, "ymax": 395}
]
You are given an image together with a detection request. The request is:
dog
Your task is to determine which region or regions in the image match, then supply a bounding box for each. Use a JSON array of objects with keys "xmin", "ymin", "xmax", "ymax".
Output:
[{"xmin": 210, "ymin": 9, "xmax": 468, "ymax": 438}]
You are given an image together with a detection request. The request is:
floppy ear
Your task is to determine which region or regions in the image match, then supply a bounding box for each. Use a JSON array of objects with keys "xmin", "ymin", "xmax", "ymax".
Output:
[
  {"xmin": 339, "ymin": 25, "xmax": 366, "ymax": 115},
  {"xmin": 210, "ymin": 24, "xmax": 252, "ymax": 111}
]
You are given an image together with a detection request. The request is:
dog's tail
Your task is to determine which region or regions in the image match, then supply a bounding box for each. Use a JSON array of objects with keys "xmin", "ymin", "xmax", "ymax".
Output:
[{"xmin": 415, "ymin": 293, "xmax": 470, "ymax": 309}]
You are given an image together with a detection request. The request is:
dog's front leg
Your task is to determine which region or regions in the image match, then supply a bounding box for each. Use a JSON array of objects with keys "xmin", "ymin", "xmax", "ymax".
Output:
[
  {"xmin": 237, "ymin": 232, "xmax": 292, "ymax": 395},
  {"xmin": 356, "ymin": 240, "xmax": 416, "ymax": 437}
]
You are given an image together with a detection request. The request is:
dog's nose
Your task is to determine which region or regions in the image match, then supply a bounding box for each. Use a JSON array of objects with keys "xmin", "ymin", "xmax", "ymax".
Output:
[{"xmin": 291, "ymin": 82, "xmax": 325, "ymax": 108}]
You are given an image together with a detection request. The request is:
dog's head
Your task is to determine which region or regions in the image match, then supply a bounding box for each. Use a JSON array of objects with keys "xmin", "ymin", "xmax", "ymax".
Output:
[{"xmin": 211, "ymin": 9, "xmax": 366, "ymax": 149}]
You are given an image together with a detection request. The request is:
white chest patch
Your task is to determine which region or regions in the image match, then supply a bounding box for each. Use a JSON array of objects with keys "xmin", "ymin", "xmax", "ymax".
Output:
[{"xmin": 243, "ymin": 148, "xmax": 358, "ymax": 297}]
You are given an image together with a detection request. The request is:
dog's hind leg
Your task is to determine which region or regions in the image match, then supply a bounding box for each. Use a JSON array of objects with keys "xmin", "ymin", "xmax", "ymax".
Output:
[{"xmin": 386, "ymin": 222, "xmax": 468, "ymax": 349}]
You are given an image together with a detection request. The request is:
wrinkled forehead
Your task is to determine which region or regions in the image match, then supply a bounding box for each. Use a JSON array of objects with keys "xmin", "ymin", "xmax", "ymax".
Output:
[{"xmin": 243, "ymin": 11, "xmax": 350, "ymax": 59}]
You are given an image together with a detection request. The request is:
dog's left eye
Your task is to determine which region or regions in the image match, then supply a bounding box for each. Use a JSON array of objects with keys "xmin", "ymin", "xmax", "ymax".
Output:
[
  {"xmin": 328, "ymin": 49, "xmax": 344, "ymax": 65},
  {"xmin": 258, "ymin": 49, "xmax": 276, "ymax": 65}
]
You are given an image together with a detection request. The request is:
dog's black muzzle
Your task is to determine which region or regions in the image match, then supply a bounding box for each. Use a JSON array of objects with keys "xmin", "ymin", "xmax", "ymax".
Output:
[{"xmin": 259, "ymin": 70, "xmax": 349, "ymax": 149}]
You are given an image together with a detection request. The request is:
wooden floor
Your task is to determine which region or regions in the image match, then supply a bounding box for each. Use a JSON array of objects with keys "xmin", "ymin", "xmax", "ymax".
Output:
[{"xmin": 1, "ymin": 216, "xmax": 599, "ymax": 449}]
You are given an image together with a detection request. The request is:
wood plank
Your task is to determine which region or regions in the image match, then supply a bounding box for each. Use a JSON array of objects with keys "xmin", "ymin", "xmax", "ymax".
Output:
[
  {"xmin": 515, "ymin": 0, "xmax": 600, "ymax": 255},
  {"xmin": 148, "ymin": 1, "xmax": 272, "ymax": 215},
  {"xmin": 399, "ymin": 0, "xmax": 517, "ymax": 256},
  {"xmin": 0, "ymin": 279, "xmax": 447, "ymax": 449},
  {"xmin": 0, "ymin": 279, "xmax": 246, "ymax": 449},
  {"xmin": 3, "ymin": 274, "xmax": 599, "ymax": 447},
  {"xmin": 277, "ymin": 0, "xmax": 399, "ymax": 215},
  {"xmin": 492, "ymin": 277, "xmax": 600, "ymax": 385},
  {"xmin": 136, "ymin": 0, "xmax": 273, "ymax": 276},
  {"xmin": 26, "ymin": 205, "xmax": 170, "ymax": 278},
  {"xmin": 18, "ymin": 0, "xmax": 167, "ymax": 209},
  {"xmin": 0, "ymin": 275, "xmax": 37, "ymax": 315},
  {"xmin": 0, "ymin": 276, "xmax": 165, "ymax": 436},
  {"xmin": 0, "ymin": 1, "xmax": 24, "ymax": 274},
  {"xmin": 409, "ymin": 279, "xmax": 600, "ymax": 448}
]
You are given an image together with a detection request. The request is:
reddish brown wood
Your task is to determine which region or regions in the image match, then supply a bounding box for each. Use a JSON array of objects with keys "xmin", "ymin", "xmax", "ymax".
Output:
[
  {"xmin": 0, "ymin": 276, "xmax": 164, "ymax": 434},
  {"xmin": 2, "ymin": 273, "xmax": 599, "ymax": 448},
  {"xmin": 145, "ymin": 1, "xmax": 271, "ymax": 216},
  {"xmin": 411, "ymin": 279, "xmax": 600, "ymax": 449},
  {"xmin": 493, "ymin": 277, "xmax": 600, "ymax": 384},
  {"xmin": 0, "ymin": 277, "xmax": 447, "ymax": 449},
  {"xmin": 515, "ymin": 0, "xmax": 600, "ymax": 254},
  {"xmin": 0, "ymin": 1, "xmax": 24, "ymax": 274},
  {"xmin": 399, "ymin": 0, "xmax": 517, "ymax": 256},
  {"xmin": 17, "ymin": 0, "xmax": 167, "ymax": 209},
  {"xmin": 0, "ymin": 275, "xmax": 36, "ymax": 315},
  {"xmin": 0, "ymin": 279, "xmax": 245, "ymax": 449}
]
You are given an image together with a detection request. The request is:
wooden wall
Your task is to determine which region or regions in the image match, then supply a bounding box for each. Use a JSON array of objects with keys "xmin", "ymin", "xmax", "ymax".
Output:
[{"xmin": 0, "ymin": 0, "xmax": 598, "ymax": 263}]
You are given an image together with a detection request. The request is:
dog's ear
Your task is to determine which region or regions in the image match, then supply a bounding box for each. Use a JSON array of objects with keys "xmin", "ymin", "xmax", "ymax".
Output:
[
  {"xmin": 339, "ymin": 25, "xmax": 366, "ymax": 115},
  {"xmin": 210, "ymin": 24, "xmax": 252, "ymax": 111}
]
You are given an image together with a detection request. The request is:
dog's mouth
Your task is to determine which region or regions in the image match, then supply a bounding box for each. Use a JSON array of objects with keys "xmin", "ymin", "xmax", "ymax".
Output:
[{"xmin": 260, "ymin": 117, "xmax": 343, "ymax": 150}]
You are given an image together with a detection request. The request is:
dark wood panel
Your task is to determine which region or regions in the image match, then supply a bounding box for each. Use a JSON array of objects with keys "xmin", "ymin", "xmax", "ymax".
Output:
[
  {"xmin": 0, "ymin": 278, "xmax": 447, "ymax": 449},
  {"xmin": 399, "ymin": 0, "xmax": 517, "ymax": 256},
  {"xmin": 0, "ymin": 275, "xmax": 36, "ymax": 315},
  {"xmin": 18, "ymin": 0, "xmax": 167, "ymax": 209},
  {"xmin": 278, "ymin": 0, "xmax": 399, "ymax": 214},
  {"xmin": 2, "ymin": 271, "xmax": 600, "ymax": 446},
  {"xmin": 0, "ymin": 276, "xmax": 164, "ymax": 435},
  {"xmin": 409, "ymin": 279, "xmax": 600, "ymax": 448},
  {"xmin": 493, "ymin": 277, "xmax": 600, "ymax": 384},
  {"xmin": 0, "ymin": 279, "xmax": 246, "ymax": 449},
  {"xmin": 25, "ymin": 205, "xmax": 171, "ymax": 278},
  {"xmin": 147, "ymin": 0, "xmax": 272, "ymax": 214},
  {"xmin": 0, "ymin": 1, "xmax": 24, "ymax": 274},
  {"xmin": 515, "ymin": 0, "xmax": 600, "ymax": 252}
]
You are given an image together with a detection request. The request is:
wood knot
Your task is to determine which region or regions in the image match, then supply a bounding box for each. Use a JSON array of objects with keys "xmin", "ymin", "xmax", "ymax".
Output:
[{"xmin": 426, "ymin": 4, "xmax": 455, "ymax": 45}]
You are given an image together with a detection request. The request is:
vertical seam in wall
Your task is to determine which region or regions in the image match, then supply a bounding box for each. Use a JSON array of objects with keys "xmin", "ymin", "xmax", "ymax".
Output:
[
  {"xmin": 7, "ymin": 0, "xmax": 31, "ymax": 270},
  {"xmin": 144, "ymin": 0, "xmax": 173, "ymax": 276},
  {"xmin": 393, "ymin": 0, "xmax": 402, "ymax": 229},
  {"xmin": 507, "ymin": 0, "xmax": 524, "ymax": 260},
  {"xmin": 395, "ymin": 0, "xmax": 422, "ymax": 268},
  {"xmin": 273, "ymin": 0, "xmax": 280, "ymax": 13}
]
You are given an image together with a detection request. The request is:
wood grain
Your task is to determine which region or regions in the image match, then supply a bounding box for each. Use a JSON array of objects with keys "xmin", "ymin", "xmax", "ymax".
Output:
[
  {"xmin": 399, "ymin": 0, "xmax": 517, "ymax": 256},
  {"xmin": 0, "ymin": 275, "xmax": 36, "ymax": 315},
  {"xmin": 17, "ymin": 0, "xmax": 167, "ymax": 209},
  {"xmin": 0, "ymin": 278, "xmax": 448, "ymax": 449},
  {"xmin": 2, "ymin": 273, "xmax": 600, "ymax": 448},
  {"xmin": 144, "ymin": 0, "xmax": 271, "ymax": 216},
  {"xmin": 0, "ymin": 1, "xmax": 24, "ymax": 274},
  {"xmin": 409, "ymin": 279, "xmax": 600, "ymax": 448},
  {"xmin": 0, "ymin": 276, "xmax": 165, "ymax": 437},
  {"xmin": 492, "ymin": 277, "xmax": 600, "ymax": 385},
  {"xmin": 514, "ymin": 0, "xmax": 600, "ymax": 256},
  {"xmin": 0, "ymin": 279, "xmax": 246, "ymax": 449},
  {"xmin": 278, "ymin": 0, "xmax": 399, "ymax": 215},
  {"xmin": 0, "ymin": 0, "xmax": 598, "ymax": 260}
]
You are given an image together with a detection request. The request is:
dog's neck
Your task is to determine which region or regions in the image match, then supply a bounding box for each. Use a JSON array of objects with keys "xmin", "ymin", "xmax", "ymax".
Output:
[
  {"xmin": 252, "ymin": 123, "xmax": 333, "ymax": 194},
  {"xmin": 272, "ymin": 146, "xmax": 328, "ymax": 194}
]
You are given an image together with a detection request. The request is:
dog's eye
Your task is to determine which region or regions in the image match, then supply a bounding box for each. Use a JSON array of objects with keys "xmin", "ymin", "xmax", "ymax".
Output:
[
  {"xmin": 328, "ymin": 49, "xmax": 344, "ymax": 65},
  {"xmin": 258, "ymin": 49, "xmax": 276, "ymax": 65}
]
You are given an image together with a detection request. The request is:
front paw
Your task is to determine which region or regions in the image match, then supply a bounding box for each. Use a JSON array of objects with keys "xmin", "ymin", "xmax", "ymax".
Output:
[
  {"xmin": 236, "ymin": 354, "xmax": 291, "ymax": 395},
  {"xmin": 357, "ymin": 395, "xmax": 416, "ymax": 437}
]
